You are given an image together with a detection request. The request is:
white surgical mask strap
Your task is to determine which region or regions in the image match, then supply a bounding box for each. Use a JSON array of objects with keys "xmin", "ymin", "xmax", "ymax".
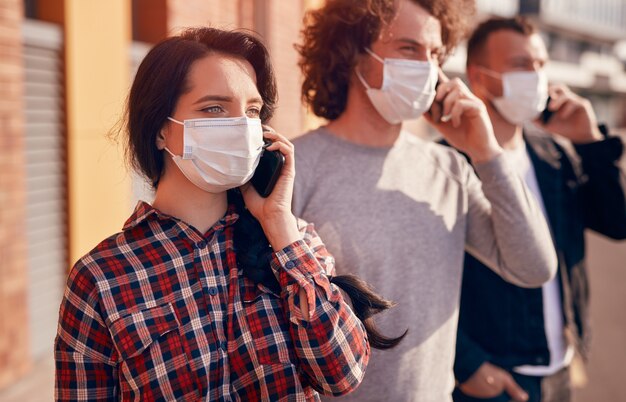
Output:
[
  {"xmin": 356, "ymin": 69, "xmax": 372, "ymax": 90},
  {"xmin": 472, "ymin": 66, "xmax": 503, "ymax": 101},
  {"xmin": 365, "ymin": 47, "xmax": 385, "ymax": 64},
  {"xmin": 475, "ymin": 65, "xmax": 502, "ymax": 81},
  {"xmin": 163, "ymin": 146, "xmax": 177, "ymax": 158},
  {"xmin": 167, "ymin": 116, "xmax": 184, "ymax": 125},
  {"xmin": 481, "ymin": 84, "xmax": 500, "ymax": 103},
  {"xmin": 356, "ymin": 47, "xmax": 385, "ymax": 90}
]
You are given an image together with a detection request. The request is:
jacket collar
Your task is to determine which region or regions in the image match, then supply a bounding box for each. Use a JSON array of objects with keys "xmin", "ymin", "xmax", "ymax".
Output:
[{"xmin": 525, "ymin": 131, "xmax": 564, "ymax": 249}]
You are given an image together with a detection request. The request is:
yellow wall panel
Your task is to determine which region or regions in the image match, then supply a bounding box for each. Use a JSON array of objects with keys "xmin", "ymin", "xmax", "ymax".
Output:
[{"xmin": 64, "ymin": 0, "xmax": 132, "ymax": 264}]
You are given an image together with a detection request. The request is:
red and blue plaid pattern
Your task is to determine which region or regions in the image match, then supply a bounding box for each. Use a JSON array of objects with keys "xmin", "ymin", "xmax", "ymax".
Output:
[{"xmin": 55, "ymin": 201, "xmax": 369, "ymax": 401}]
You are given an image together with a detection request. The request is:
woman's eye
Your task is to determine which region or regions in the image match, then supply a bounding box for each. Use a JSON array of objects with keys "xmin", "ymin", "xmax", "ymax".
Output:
[
  {"xmin": 246, "ymin": 108, "xmax": 261, "ymax": 118},
  {"xmin": 202, "ymin": 105, "xmax": 224, "ymax": 114}
]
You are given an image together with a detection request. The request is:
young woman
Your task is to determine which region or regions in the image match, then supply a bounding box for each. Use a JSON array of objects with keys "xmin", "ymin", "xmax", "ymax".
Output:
[{"xmin": 54, "ymin": 27, "xmax": 404, "ymax": 401}]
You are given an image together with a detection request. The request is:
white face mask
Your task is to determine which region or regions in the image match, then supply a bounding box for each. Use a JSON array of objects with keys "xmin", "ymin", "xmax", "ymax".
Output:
[
  {"xmin": 480, "ymin": 67, "xmax": 549, "ymax": 125},
  {"xmin": 356, "ymin": 48, "xmax": 438, "ymax": 124},
  {"xmin": 164, "ymin": 116, "xmax": 264, "ymax": 193}
]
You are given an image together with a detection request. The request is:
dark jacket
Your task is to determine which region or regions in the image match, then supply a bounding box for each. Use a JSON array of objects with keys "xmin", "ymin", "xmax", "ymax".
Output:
[{"xmin": 453, "ymin": 128, "xmax": 626, "ymax": 382}]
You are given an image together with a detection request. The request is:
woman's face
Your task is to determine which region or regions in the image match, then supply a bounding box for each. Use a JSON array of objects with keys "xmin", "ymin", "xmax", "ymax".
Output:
[{"xmin": 156, "ymin": 52, "xmax": 263, "ymax": 159}]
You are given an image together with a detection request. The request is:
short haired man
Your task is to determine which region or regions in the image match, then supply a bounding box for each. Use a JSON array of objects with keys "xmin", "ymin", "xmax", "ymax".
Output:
[{"xmin": 453, "ymin": 16, "xmax": 626, "ymax": 402}]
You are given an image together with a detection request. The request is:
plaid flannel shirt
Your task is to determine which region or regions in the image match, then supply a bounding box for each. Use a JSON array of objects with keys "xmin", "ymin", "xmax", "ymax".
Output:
[{"xmin": 55, "ymin": 201, "xmax": 369, "ymax": 401}]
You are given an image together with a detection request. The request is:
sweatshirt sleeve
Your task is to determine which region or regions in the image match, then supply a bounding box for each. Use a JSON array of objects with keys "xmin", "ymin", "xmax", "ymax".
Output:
[{"xmin": 464, "ymin": 153, "xmax": 557, "ymax": 287}]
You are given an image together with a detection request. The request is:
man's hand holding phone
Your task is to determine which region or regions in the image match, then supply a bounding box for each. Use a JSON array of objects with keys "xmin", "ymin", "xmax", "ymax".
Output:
[
  {"xmin": 425, "ymin": 69, "xmax": 502, "ymax": 164},
  {"xmin": 535, "ymin": 84, "xmax": 603, "ymax": 144}
]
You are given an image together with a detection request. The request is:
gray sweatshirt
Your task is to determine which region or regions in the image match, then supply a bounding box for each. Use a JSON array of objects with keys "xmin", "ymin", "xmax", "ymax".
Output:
[{"xmin": 292, "ymin": 128, "xmax": 557, "ymax": 402}]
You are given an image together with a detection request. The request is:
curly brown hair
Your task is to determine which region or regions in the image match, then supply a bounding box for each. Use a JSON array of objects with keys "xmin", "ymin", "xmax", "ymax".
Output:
[{"xmin": 296, "ymin": 0, "xmax": 475, "ymax": 120}]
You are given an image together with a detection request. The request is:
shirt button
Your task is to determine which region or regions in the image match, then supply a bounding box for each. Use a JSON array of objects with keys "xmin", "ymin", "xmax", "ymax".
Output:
[
  {"xmin": 285, "ymin": 261, "xmax": 295, "ymax": 270},
  {"xmin": 208, "ymin": 287, "xmax": 218, "ymax": 296},
  {"xmin": 535, "ymin": 357, "xmax": 545, "ymax": 364},
  {"xmin": 220, "ymin": 341, "xmax": 228, "ymax": 352},
  {"xmin": 196, "ymin": 240, "xmax": 207, "ymax": 249}
]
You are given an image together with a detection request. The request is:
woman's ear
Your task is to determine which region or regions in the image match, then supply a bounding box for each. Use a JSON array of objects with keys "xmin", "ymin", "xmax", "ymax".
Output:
[{"xmin": 155, "ymin": 128, "xmax": 167, "ymax": 150}]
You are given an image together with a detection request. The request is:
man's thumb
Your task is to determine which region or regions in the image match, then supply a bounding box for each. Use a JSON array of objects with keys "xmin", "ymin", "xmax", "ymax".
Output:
[{"xmin": 503, "ymin": 374, "xmax": 528, "ymax": 401}]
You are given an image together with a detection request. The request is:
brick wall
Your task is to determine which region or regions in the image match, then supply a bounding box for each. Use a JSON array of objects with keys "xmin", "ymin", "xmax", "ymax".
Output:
[
  {"xmin": 167, "ymin": 0, "xmax": 240, "ymax": 34},
  {"xmin": 0, "ymin": 0, "xmax": 31, "ymax": 389},
  {"xmin": 265, "ymin": 0, "xmax": 306, "ymax": 137},
  {"xmin": 165, "ymin": 0, "xmax": 307, "ymax": 138}
]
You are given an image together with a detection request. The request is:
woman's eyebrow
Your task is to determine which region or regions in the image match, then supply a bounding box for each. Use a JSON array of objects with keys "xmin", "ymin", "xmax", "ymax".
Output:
[
  {"xmin": 193, "ymin": 95, "xmax": 233, "ymax": 105},
  {"xmin": 248, "ymin": 96, "xmax": 264, "ymax": 104},
  {"xmin": 193, "ymin": 95, "xmax": 264, "ymax": 105}
]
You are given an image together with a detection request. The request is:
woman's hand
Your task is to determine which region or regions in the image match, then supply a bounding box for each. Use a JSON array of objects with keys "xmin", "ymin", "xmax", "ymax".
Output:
[
  {"xmin": 240, "ymin": 128, "xmax": 301, "ymax": 250},
  {"xmin": 425, "ymin": 71, "xmax": 502, "ymax": 164}
]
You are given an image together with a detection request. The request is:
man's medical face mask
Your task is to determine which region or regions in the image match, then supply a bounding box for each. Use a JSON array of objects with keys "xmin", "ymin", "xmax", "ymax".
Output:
[
  {"xmin": 164, "ymin": 116, "xmax": 264, "ymax": 193},
  {"xmin": 356, "ymin": 48, "xmax": 438, "ymax": 124},
  {"xmin": 477, "ymin": 66, "xmax": 549, "ymax": 125}
]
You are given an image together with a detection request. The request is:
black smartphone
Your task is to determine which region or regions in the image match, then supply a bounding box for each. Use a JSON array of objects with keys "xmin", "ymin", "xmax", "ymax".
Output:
[
  {"xmin": 428, "ymin": 78, "xmax": 443, "ymax": 121},
  {"xmin": 540, "ymin": 96, "xmax": 554, "ymax": 124},
  {"xmin": 251, "ymin": 140, "xmax": 285, "ymax": 197}
]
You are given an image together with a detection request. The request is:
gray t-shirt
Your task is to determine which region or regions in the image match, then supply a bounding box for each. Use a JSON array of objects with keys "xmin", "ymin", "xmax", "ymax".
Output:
[{"xmin": 292, "ymin": 127, "xmax": 556, "ymax": 402}]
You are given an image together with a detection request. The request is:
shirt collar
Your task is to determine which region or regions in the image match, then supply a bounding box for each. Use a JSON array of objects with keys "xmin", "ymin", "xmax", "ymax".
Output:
[
  {"xmin": 123, "ymin": 201, "xmax": 157, "ymax": 230},
  {"xmin": 123, "ymin": 201, "xmax": 240, "ymax": 234}
]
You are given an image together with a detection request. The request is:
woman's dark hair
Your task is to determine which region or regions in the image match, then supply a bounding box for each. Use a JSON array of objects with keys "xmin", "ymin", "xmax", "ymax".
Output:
[
  {"xmin": 122, "ymin": 26, "xmax": 404, "ymax": 350},
  {"xmin": 466, "ymin": 16, "xmax": 537, "ymax": 69},
  {"xmin": 296, "ymin": 0, "xmax": 475, "ymax": 120},
  {"xmin": 123, "ymin": 27, "xmax": 277, "ymax": 188},
  {"xmin": 230, "ymin": 190, "xmax": 406, "ymax": 349}
]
